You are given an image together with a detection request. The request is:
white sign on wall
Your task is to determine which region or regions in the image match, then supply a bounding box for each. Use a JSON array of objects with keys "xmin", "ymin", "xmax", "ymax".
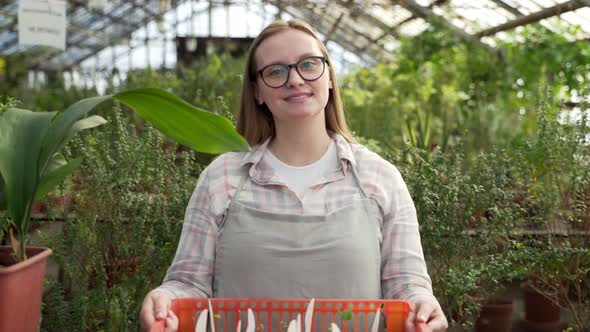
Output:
[{"xmin": 18, "ymin": 0, "xmax": 67, "ymax": 50}]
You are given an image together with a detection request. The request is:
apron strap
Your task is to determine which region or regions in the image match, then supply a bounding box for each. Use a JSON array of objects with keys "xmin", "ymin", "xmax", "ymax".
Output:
[
  {"xmin": 349, "ymin": 161, "xmax": 375, "ymax": 240},
  {"xmin": 219, "ymin": 167, "xmax": 250, "ymax": 231},
  {"xmin": 349, "ymin": 162, "xmax": 369, "ymax": 199}
]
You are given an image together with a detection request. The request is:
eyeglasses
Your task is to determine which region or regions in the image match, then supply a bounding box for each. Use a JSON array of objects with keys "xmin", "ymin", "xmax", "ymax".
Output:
[{"xmin": 257, "ymin": 56, "xmax": 328, "ymax": 88}]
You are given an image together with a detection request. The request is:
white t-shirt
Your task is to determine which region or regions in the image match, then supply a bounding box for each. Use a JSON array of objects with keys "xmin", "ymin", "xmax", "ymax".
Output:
[{"xmin": 262, "ymin": 140, "xmax": 337, "ymax": 197}]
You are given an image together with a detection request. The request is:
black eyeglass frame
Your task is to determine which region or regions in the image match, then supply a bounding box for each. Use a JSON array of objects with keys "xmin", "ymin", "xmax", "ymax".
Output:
[{"xmin": 256, "ymin": 56, "xmax": 328, "ymax": 88}]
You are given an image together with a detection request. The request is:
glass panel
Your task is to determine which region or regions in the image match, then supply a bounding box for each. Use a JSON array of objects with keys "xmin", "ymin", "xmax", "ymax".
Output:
[{"xmin": 398, "ymin": 17, "xmax": 430, "ymax": 36}]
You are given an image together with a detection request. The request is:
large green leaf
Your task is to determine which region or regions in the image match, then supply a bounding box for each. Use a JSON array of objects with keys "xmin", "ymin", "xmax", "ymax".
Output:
[
  {"xmin": 0, "ymin": 108, "xmax": 54, "ymax": 235},
  {"xmin": 113, "ymin": 88, "xmax": 250, "ymax": 154},
  {"xmin": 38, "ymin": 96, "xmax": 111, "ymax": 178}
]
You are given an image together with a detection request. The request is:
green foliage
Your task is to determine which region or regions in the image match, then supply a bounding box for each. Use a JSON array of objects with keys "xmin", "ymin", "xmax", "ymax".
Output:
[
  {"xmin": 41, "ymin": 109, "xmax": 201, "ymax": 331},
  {"xmin": 341, "ymin": 22, "xmax": 590, "ymax": 158},
  {"xmin": 354, "ymin": 135, "xmax": 384, "ymax": 155},
  {"xmin": 393, "ymin": 141, "xmax": 522, "ymax": 328},
  {"xmin": 503, "ymin": 86, "xmax": 590, "ymax": 331},
  {"xmin": 394, "ymin": 85, "xmax": 590, "ymax": 328},
  {"xmin": 0, "ymin": 87, "xmax": 247, "ymax": 261},
  {"xmin": 441, "ymin": 249, "xmax": 522, "ymax": 329},
  {"xmin": 342, "ymin": 30, "xmax": 513, "ymax": 156},
  {"xmin": 0, "ymin": 55, "xmax": 99, "ymax": 114},
  {"xmin": 0, "ymin": 96, "xmax": 18, "ymax": 113},
  {"xmin": 342, "ymin": 26, "xmax": 590, "ymax": 330}
]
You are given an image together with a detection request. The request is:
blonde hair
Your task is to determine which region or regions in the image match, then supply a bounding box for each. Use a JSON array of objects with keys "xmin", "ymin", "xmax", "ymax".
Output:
[{"xmin": 237, "ymin": 19, "xmax": 355, "ymax": 145}]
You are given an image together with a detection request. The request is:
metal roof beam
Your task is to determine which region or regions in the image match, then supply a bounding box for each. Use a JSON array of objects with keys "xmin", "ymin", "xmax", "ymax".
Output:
[
  {"xmin": 341, "ymin": 0, "xmax": 402, "ymax": 39},
  {"xmin": 282, "ymin": 4, "xmax": 380, "ymax": 63},
  {"xmin": 264, "ymin": 1, "xmax": 376, "ymax": 60},
  {"xmin": 323, "ymin": 13, "xmax": 345, "ymax": 45},
  {"xmin": 488, "ymin": 0, "xmax": 523, "ymax": 17},
  {"xmin": 476, "ymin": 0, "xmax": 589, "ymax": 37},
  {"xmin": 374, "ymin": 0, "xmax": 449, "ymax": 43},
  {"xmin": 303, "ymin": 1, "xmax": 395, "ymax": 58},
  {"xmin": 396, "ymin": 0, "xmax": 501, "ymax": 56}
]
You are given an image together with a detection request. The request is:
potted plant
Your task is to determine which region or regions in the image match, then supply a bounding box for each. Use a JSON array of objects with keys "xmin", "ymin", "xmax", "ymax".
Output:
[
  {"xmin": 472, "ymin": 251, "xmax": 521, "ymax": 332},
  {"xmin": 0, "ymin": 88, "xmax": 249, "ymax": 332},
  {"xmin": 521, "ymin": 273, "xmax": 565, "ymax": 331},
  {"xmin": 517, "ymin": 243, "xmax": 590, "ymax": 332}
]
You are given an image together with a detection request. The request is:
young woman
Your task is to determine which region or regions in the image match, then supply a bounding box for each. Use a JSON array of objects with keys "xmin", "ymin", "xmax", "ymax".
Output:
[{"xmin": 140, "ymin": 19, "xmax": 447, "ymax": 332}]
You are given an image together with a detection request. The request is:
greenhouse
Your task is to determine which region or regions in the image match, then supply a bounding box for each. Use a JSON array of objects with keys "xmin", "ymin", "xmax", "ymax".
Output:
[{"xmin": 0, "ymin": 0, "xmax": 589, "ymax": 331}]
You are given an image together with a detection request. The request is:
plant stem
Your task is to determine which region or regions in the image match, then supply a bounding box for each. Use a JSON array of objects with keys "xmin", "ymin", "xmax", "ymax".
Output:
[
  {"xmin": 8, "ymin": 227, "xmax": 23, "ymax": 261},
  {"xmin": 8, "ymin": 213, "xmax": 29, "ymax": 261}
]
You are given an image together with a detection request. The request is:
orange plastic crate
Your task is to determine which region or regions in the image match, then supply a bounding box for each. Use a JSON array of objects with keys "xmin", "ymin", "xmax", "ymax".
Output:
[{"xmin": 150, "ymin": 298, "xmax": 425, "ymax": 332}]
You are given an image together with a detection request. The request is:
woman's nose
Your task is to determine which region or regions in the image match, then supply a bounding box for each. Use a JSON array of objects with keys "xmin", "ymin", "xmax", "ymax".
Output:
[{"xmin": 286, "ymin": 67, "xmax": 305, "ymax": 87}]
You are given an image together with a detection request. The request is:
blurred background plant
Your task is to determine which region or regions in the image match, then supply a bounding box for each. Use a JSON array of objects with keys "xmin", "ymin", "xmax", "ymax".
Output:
[
  {"xmin": 341, "ymin": 22, "xmax": 590, "ymax": 161},
  {"xmin": 505, "ymin": 84, "xmax": 590, "ymax": 331},
  {"xmin": 391, "ymin": 139, "xmax": 523, "ymax": 329},
  {"xmin": 39, "ymin": 106, "xmax": 202, "ymax": 332}
]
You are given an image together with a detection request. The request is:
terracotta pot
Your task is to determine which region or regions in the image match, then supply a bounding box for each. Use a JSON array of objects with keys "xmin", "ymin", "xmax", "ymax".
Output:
[
  {"xmin": 0, "ymin": 246, "xmax": 52, "ymax": 332},
  {"xmin": 522, "ymin": 281, "xmax": 562, "ymax": 331},
  {"xmin": 475, "ymin": 300, "xmax": 514, "ymax": 332}
]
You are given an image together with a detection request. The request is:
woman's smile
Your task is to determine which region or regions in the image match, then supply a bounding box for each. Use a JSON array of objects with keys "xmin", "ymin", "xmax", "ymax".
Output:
[{"xmin": 284, "ymin": 91, "xmax": 313, "ymax": 103}]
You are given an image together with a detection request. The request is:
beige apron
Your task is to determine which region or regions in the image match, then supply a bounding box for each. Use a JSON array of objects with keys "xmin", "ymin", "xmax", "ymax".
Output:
[{"xmin": 212, "ymin": 165, "xmax": 383, "ymax": 331}]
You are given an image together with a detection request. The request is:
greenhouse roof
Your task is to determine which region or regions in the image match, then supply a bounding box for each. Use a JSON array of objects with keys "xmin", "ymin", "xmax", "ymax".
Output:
[{"xmin": 1, "ymin": 0, "xmax": 590, "ymax": 71}]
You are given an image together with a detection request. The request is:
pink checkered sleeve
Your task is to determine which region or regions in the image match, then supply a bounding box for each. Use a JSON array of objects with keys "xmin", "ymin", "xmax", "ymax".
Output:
[{"xmin": 379, "ymin": 163, "xmax": 434, "ymax": 303}]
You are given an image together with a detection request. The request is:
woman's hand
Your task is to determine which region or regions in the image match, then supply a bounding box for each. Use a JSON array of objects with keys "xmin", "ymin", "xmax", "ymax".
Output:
[
  {"xmin": 140, "ymin": 290, "xmax": 177, "ymax": 331},
  {"xmin": 163, "ymin": 310, "xmax": 179, "ymax": 332},
  {"xmin": 405, "ymin": 298, "xmax": 448, "ymax": 332}
]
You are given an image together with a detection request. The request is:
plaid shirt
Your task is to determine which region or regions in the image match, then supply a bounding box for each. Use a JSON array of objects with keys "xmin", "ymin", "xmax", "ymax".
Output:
[{"xmin": 157, "ymin": 133, "xmax": 434, "ymax": 303}]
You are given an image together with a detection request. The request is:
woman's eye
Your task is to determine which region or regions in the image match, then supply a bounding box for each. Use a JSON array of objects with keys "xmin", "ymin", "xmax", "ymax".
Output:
[
  {"xmin": 301, "ymin": 60, "xmax": 317, "ymax": 69},
  {"xmin": 267, "ymin": 66, "xmax": 286, "ymax": 77}
]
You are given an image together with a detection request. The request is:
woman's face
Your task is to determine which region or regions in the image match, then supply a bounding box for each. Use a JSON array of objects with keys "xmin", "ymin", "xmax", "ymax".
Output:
[{"xmin": 254, "ymin": 29, "xmax": 331, "ymax": 124}]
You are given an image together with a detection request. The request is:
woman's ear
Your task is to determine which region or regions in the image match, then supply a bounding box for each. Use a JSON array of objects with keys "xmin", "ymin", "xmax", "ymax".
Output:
[{"xmin": 329, "ymin": 80, "xmax": 333, "ymax": 89}]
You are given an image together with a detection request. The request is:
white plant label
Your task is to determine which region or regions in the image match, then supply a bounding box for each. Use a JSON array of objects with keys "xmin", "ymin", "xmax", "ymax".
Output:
[{"xmin": 18, "ymin": 0, "xmax": 66, "ymax": 50}]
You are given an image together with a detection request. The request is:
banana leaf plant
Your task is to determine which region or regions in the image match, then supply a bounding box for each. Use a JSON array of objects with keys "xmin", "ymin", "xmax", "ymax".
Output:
[{"xmin": 0, "ymin": 88, "xmax": 249, "ymax": 262}]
